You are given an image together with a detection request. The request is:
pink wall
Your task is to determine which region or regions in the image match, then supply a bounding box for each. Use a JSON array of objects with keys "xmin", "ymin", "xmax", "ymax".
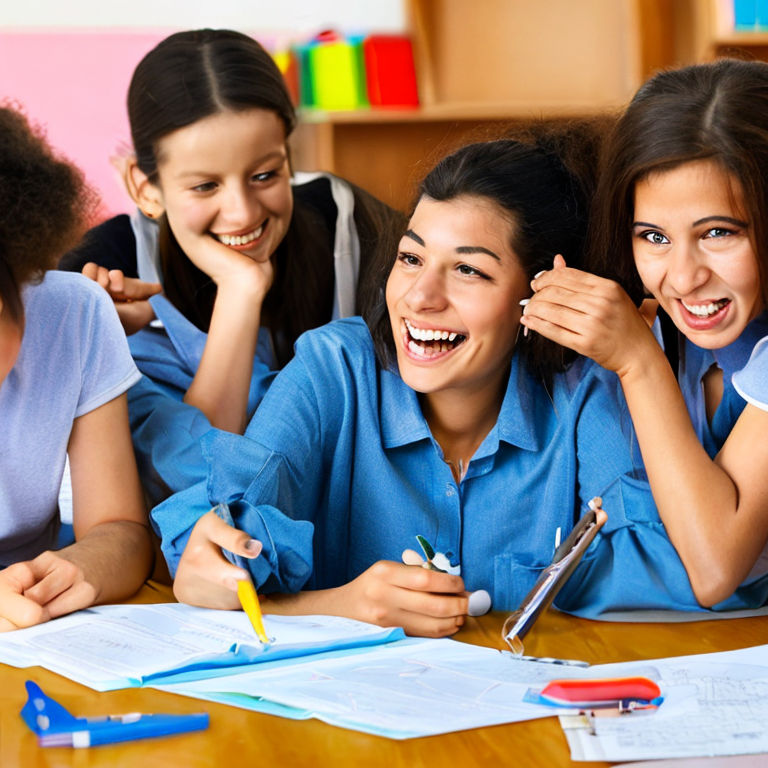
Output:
[{"xmin": 0, "ymin": 31, "xmax": 170, "ymax": 218}]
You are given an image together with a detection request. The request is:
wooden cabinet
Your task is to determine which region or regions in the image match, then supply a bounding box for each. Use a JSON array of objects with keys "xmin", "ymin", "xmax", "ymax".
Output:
[{"xmin": 289, "ymin": 0, "xmax": 683, "ymax": 210}]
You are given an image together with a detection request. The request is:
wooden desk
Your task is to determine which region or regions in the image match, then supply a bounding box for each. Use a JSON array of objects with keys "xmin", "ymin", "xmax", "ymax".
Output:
[{"xmin": 2, "ymin": 588, "xmax": 767, "ymax": 768}]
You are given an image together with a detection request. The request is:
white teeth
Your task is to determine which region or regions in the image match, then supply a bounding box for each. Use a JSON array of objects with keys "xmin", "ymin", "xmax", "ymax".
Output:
[
  {"xmin": 216, "ymin": 225, "xmax": 264, "ymax": 247},
  {"xmin": 682, "ymin": 299, "xmax": 728, "ymax": 317},
  {"xmin": 404, "ymin": 319, "xmax": 463, "ymax": 343}
]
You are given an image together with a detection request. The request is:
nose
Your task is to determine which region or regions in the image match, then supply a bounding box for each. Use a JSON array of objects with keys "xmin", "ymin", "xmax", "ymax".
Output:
[
  {"xmin": 665, "ymin": 242, "xmax": 710, "ymax": 296},
  {"xmin": 221, "ymin": 183, "xmax": 259, "ymax": 230},
  {"xmin": 404, "ymin": 264, "xmax": 448, "ymax": 313}
]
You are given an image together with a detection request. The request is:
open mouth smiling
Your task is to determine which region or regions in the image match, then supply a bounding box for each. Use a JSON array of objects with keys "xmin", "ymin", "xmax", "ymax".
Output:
[
  {"xmin": 404, "ymin": 319, "xmax": 467, "ymax": 357},
  {"xmin": 213, "ymin": 222, "xmax": 265, "ymax": 246}
]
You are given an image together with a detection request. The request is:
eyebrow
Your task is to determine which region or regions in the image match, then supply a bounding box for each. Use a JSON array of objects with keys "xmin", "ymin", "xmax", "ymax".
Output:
[
  {"xmin": 456, "ymin": 246, "xmax": 501, "ymax": 261},
  {"xmin": 633, "ymin": 215, "xmax": 749, "ymax": 229},
  {"xmin": 403, "ymin": 230, "xmax": 501, "ymax": 261},
  {"xmin": 404, "ymin": 229, "xmax": 425, "ymax": 246}
]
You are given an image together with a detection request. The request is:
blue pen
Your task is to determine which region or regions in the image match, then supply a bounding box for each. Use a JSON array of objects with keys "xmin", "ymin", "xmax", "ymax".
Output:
[{"xmin": 21, "ymin": 681, "xmax": 209, "ymax": 748}]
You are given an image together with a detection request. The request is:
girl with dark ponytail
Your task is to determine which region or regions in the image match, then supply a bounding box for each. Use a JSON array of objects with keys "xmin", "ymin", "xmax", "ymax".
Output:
[{"xmin": 61, "ymin": 29, "xmax": 402, "ymax": 504}]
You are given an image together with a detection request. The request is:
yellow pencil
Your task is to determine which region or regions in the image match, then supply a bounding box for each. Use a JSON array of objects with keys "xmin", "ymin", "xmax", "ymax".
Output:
[{"xmin": 237, "ymin": 579, "xmax": 272, "ymax": 645}]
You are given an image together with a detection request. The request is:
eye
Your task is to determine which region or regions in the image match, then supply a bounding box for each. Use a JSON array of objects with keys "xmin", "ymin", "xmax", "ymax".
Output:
[
  {"xmin": 639, "ymin": 230, "xmax": 669, "ymax": 245},
  {"xmin": 457, "ymin": 263, "xmax": 490, "ymax": 279},
  {"xmin": 251, "ymin": 170, "xmax": 277, "ymax": 183},
  {"xmin": 704, "ymin": 227, "xmax": 734, "ymax": 239},
  {"xmin": 398, "ymin": 252, "xmax": 421, "ymax": 267},
  {"xmin": 191, "ymin": 181, "xmax": 217, "ymax": 193}
]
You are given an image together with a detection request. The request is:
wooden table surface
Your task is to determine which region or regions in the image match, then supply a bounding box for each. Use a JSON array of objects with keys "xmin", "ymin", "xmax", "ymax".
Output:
[{"xmin": 1, "ymin": 583, "xmax": 767, "ymax": 768}]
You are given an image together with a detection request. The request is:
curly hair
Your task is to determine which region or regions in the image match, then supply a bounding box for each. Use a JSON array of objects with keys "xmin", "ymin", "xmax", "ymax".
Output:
[{"xmin": 0, "ymin": 104, "xmax": 94, "ymax": 323}]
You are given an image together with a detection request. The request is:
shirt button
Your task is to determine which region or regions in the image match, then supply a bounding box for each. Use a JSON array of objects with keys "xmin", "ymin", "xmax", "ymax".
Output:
[{"xmin": 446, "ymin": 484, "xmax": 455, "ymax": 497}]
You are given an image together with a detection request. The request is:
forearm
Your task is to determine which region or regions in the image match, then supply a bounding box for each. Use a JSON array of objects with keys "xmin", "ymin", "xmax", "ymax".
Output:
[
  {"xmin": 184, "ymin": 281, "xmax": 264, "ymax": 433},
  {"xmin": 59, "ymin": 520, "xmax": 153, "ymax": 605},
  {"xmin": 618, "ymin": 347, "xmax": 749, "ymax": 604},
  {"xmin": 260, "ymin": 587, "xmax": 343, "ymax": 617}
]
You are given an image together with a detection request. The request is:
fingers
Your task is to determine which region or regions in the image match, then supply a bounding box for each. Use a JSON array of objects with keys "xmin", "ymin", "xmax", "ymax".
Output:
[
  {"xmin": 20, "ymin": 552, "xmax": 96, "ymax": 619},
  {"xmin": 117, "ymin": 274, "xmax": 163, "ymax": 301},
  {"xmin": 383, "ymin": 560, "xmax": 465, "ymax": 595},
  {"xmin": 173, "ymin": 511, "xmax": 262, "ymax": 609},
  {"xmin": 0, "ymin": 563, "xmax": 51, "ymax": 630},
  {"xmin": 192, "ymin": 510, "xmax": 263, "ymax": 560},
  {"xmin": 81, "ymin": 262, "xmax": 111, "ymax": 290},
  {"xmin": 80, "ymin": 263, "xmax": 162, "ymax": 303},
  {"xmin": 353, "ymin": 561, "xmax": 468, "ymax": 637}
]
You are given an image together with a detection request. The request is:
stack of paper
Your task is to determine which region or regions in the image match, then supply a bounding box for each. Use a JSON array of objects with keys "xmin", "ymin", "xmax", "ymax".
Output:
[{"xmin": 0, "ymin": 603, "xmax": 404, "ymax": 691}]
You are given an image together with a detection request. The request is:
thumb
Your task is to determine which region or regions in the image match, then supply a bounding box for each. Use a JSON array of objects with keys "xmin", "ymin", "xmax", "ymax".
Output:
[{"xmin": 553, "ymin": 254, "xmax": 567, "ymax": 269}]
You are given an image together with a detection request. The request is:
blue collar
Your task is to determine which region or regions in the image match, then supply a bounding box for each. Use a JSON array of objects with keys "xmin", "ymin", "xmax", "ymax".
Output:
[{"xmin": 378, "ymin": 353, "xmax": 549, "ymax": 454}]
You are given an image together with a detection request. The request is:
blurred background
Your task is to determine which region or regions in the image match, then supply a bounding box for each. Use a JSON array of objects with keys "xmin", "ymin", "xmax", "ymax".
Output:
[{"xmin": 0, "ymin": 0, "xmax": 760, "ymax": 214}]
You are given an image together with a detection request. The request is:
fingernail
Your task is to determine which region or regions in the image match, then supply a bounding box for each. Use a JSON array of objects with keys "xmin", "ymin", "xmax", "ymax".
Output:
[
  {"xmin": 245, "ymin": 538, "xmax": 262, "ymax": 555},
  {"xmin": 518, "ymin": 298, "xmax": 530, "ymax": 306},
  {"xmin": 533, "ymin": 270, "xmax": 546, "ymax": 280},
  {"xmin": 523, "ymin": 326, "xmax": 529, "ymax": 338}
]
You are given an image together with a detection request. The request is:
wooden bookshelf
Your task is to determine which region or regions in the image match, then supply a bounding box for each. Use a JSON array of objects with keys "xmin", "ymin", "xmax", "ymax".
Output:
[
  {"xmin": 289, "ymin": 0, "xmax": 684, "ymax": 211},
  {"xmin": 684, "ymin": 0, "xmax": 768, "ymax": 61}
]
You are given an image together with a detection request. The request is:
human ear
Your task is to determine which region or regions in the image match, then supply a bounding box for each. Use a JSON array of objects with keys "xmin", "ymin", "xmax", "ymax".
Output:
[{"xmin": 127, "ymin": 159, "xmax": 165, "ymax": 220}]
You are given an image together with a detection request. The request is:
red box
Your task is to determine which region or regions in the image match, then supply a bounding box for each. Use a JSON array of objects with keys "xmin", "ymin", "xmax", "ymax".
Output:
[{"xmin": 363, "ymin": 35, "xmax": 419, "ymax": 107}]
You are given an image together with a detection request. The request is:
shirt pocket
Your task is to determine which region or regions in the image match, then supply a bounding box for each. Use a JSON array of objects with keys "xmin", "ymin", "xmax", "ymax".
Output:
[{"xmin": 493, "ymin": 555, "xmax": 549, "ymax": 613}]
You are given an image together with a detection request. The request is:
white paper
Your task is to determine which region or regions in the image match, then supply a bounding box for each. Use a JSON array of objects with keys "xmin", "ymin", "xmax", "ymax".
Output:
[
  {"xmin": 0, "ymin": 604, "xmax": 401, "ymax": 691},
  {"xmin": 154, "ymin": 640, "xmax": 585, "ymax": 738},
  {"xmin": 561, "ymin": 645, "xmax": 768, "ymax": 762}
]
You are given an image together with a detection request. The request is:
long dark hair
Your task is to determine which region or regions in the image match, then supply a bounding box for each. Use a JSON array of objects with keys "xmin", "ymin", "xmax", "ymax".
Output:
[
  {"xmin": 588, "ymin": 58, "xmax": 768, "ymax": 307},
  {"xmin": 0, "ymin": 105, "xmax": 92, "ymax": 326},
  {"xmin": 365, "ymin": 119, "xmax": 605, "ymax": 382},
  {"xmin": 128, "ymin": 29, "xmax": 334, "ymax": 366}
]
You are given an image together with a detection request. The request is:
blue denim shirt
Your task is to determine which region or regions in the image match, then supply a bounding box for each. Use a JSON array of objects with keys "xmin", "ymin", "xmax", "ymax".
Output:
[
  {"xmin": 152, "ymin": 318, "xmax": 768, "ymax": 615},
  {"xmin": 126, "ymin": 294, "xmax": 278, "ymax": 506}
]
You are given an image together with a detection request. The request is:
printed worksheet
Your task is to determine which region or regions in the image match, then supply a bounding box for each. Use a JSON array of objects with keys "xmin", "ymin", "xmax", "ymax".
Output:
[
  {"xmin": 154, "ymin": 640, "xmax": 586, "ymax": 738},
  {"xmin": 562, "ymin": 649, "xmax": 768, "ymax": 762},
  {"xmin": 0, "ymin": 604, "xmax": 404, "ymax": 691}
]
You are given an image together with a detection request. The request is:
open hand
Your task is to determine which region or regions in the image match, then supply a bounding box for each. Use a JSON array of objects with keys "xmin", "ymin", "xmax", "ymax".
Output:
[{"xmin": 520, "ymin": 256, "xmax": 660, "ymax": 377}]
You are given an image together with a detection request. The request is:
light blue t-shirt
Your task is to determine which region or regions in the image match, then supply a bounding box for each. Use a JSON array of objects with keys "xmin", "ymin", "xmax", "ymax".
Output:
[
  {"xmin": 0, "ymin": 272, "xmax": 141, "ymax": 566},
  {"xmin": 733, "ymin": 335, "xmax": 768, "ymax": 412}
]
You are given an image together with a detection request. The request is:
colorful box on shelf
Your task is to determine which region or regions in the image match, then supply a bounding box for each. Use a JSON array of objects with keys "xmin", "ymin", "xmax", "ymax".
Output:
[
  {"xmin": 291, "ymin": 30, "xmax": 419, "ymax": 111},
  {"xmin": 364, "ymin": 35, "xmax": 419, "ymax": 107},
  {"xmin": 733, "ymin": 0, "xmax": 768, "ymax": 30},
  {"xmin": 306, "ymin": 30, "xmax": 368, "ymax": 111}
]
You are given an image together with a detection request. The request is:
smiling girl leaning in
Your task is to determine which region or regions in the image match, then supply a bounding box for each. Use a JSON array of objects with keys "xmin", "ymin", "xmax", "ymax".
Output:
[
  {"xmin": 522, "ymin": 59, "xmax": 768, "ymax": 610},
  {"xmin": 60, "ymin": 29, "xmax": 401, "ymax": 506}
]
